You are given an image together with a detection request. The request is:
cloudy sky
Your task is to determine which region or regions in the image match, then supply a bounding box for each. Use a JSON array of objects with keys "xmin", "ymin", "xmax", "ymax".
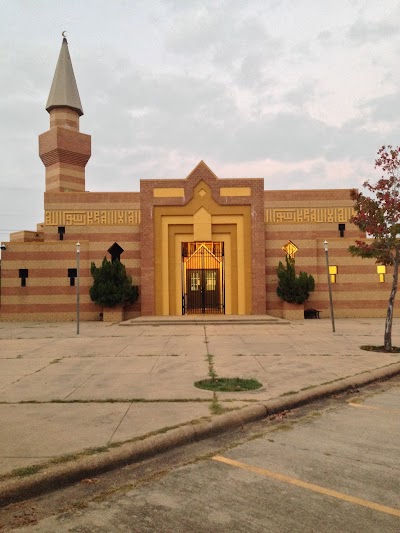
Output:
[{"xmin": 1, "ymin": 0, "xmax": 400, "ymax": 243}]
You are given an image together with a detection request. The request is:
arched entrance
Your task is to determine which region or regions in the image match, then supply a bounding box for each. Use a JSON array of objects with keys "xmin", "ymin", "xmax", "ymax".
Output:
[
  {"xmin": 182, "ymin": 242, "xmax": 224, "ymax": 314},
  {"xmin": 140, "ymin": 162, "xmax": 266, "ymax": 317}
]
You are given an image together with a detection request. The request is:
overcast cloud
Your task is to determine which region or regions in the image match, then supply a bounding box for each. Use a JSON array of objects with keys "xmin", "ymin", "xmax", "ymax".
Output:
[{"xmin": 1, "ymin": 0, "xmax": 400, "ymax": 243}]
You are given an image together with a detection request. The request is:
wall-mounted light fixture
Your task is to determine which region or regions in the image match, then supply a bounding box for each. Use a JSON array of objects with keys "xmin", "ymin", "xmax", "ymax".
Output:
[
  {"xmin": 377, "ymin": 265, "xmax": 386, "ymax": 283},
  {"xmin": 329, "ymin": 265, "xmax": 338, "ymax": 284}
]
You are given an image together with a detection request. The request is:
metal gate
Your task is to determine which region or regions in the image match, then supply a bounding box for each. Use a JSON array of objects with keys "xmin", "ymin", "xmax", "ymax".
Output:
[{"xmin": 182, "ymin": 242, "xmax": 225, "ymax": 314}]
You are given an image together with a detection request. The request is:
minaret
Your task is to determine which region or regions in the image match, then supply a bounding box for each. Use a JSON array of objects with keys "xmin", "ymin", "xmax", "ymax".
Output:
[{"xmin": 39, "ymin": 37, "xmax": 91, "ymax": 192}]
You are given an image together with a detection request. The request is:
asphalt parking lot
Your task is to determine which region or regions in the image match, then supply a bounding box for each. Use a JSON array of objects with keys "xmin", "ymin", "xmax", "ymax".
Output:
[{"xmin": 10, "ymin": 378, "xmax": 400, "ymax": 532}]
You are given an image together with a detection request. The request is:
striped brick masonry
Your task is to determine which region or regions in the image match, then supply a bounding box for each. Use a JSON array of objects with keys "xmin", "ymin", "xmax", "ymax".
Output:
[{"xmin": 0, "ymin": 37, "xmax": 399, "ymax": 322}]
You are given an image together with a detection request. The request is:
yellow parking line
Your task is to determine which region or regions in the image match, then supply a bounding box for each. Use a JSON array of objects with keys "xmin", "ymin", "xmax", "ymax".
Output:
[
  {"xmin": 212, "ymin": 455, "xmax": 400, "ymax": 518},
  {"xmin": 348, "ymin": 402, "xmax": 400, "ymax": 413}
]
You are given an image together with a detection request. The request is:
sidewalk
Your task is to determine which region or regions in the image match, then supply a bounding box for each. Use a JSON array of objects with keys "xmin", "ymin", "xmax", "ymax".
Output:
[{"xmin": 0, "ymin": 317, "xmax": 399, "ymax": 483}]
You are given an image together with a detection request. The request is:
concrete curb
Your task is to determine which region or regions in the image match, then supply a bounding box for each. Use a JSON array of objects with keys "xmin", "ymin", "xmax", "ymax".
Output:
[{"xmin": 1, "ymin": 361, "xmax": 400, "ymax": 506}]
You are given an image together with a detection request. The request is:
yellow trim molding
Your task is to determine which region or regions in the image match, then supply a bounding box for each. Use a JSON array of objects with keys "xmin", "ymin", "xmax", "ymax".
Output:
[
  {"xmin": 220, "ymin": 187, "xmax": 251, "ymax": 197},
  {"xmin": 153, "ymin": 188, "xmax": 185, "ymax": 198}
]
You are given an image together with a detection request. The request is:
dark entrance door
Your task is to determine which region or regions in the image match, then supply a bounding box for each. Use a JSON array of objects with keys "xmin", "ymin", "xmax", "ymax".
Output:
[
  {"xmin": 182, "ymin": 243, "xmax": 224, "ymax": 314},
  {"xmin": 186, "ymin": 269, "xmax": 220, "ymax": 313}
]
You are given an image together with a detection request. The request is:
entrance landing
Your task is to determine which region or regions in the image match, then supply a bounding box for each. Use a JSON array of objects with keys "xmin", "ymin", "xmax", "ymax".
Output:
[{"xmin": 120, "ymin": 315, "xmax": 290, "ymax": 326}]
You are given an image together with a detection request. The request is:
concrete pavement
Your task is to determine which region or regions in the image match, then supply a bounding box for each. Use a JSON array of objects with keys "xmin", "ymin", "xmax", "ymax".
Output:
[
  {"xmin": 0, "ymin": 317, "xmax": 399, "ymax": 493},
  {"xmin": 14, "ymin": 384, "xmax": 399, "ymax": 532}
]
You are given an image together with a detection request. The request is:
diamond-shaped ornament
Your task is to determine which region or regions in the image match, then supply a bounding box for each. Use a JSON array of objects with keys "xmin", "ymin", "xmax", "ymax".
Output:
[{"xmin": 282, "ymin": 241, "xmax": 298, "ymax": 258}]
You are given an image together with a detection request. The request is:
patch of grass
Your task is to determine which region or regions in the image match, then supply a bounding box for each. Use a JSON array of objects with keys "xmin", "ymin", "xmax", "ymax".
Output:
[
  {"xmin": 108, "ymin": 441, "xmax": 123, "ymax": 449},
  {"xmin": 202, "ymin": 348, "xmax": 224, "ymax": 412},
  {"xmin": 206, "ymin": 353, "xmax": 217, "ymax": 381},
  {"xmin": 61, "ymin": 500, "xmax": 88, "ymax": 512},
  {"xmin": 209, "ymin": 366, "xmax": 218, "ymax": 382},
  {"xmin": 301, "ymin": 384, "xmax": 316, "ymax": 391},
  {"xmin": 360, "ymin": 345, "xmax": 400, "ymax": 353},
  {"xmin": 11, "ymin": 465, "xmax": 42, "ymax": 478},
  {"xmin": 0, "ymin": 413, "xmax": 221, "ymax": 483},
  {"xmin": 2, "ymin": 398, "xmax": 212, "ymax": 405},
  {"xmin": 306, "ymin": 411, "xmax": 322, "ymax": 419},
  {"xmin": 51, "ymin": 453, "xmax": 77, "ymax": 465},
  {"xmin": 137, "ymin": 353, "xmax": 181, "ymax": 357},
  {"xmin": 85, "ymin": 446, "xmax": 109, "ymax": 455},
  {"xmin": 210, "ymin": 392, "xmax": 225, "ymax": 415},
  {"xmin": 246, "ymin": 432, "xmax": 266, "ymax": 441},
  {"xmin": 195, "ymin": 377, "xmax": 263, "ymax": 392},
  {"xmin": 267, "ymin": 420, "xmax": 298, "ymax": 433},
  {"xmin": 269, "ymin": 422, "xmax": 293, "ymax": 432}
]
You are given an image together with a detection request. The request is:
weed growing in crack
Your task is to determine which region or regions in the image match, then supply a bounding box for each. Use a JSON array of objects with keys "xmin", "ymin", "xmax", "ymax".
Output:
[{"xmin": 210, "ymin": 392, "xmax": 225, "ymax": 415}]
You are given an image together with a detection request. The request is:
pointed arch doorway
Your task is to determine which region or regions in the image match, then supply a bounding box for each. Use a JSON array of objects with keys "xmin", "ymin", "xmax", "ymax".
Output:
[{"xmin": 182, "ymin": 242, "xmax": 225, "ymax": 314}]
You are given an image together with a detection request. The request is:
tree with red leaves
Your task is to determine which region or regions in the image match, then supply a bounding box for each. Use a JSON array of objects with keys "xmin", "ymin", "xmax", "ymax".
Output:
[{"xmin": 349, "ymin": 145, "xmax": 400, "ymax": 351}]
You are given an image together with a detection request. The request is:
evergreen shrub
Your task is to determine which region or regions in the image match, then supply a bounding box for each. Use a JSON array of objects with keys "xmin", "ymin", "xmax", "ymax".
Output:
[
  {"xmin": 276, "ymin": 256, "xmax": 315, "ymax": 305},
  {"xmin": 89, "ymin": 257, "xmax": 139, "ymax": 308}
]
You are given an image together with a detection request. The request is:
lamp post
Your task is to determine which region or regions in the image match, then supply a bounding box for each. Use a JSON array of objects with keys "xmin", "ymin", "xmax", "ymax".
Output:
[
  {"xmin": 76, "ymin": 242, "xmax": 80, "ymax": 335},
  {"xmin": 323, "ymin": 240, "xmax": 335, "ymax": 333}
]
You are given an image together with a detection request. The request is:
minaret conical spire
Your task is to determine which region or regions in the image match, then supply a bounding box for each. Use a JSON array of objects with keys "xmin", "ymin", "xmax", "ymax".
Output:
[
  {"xmin": 39, "ymin": 35, "xmax": 91, "ymax": 192},
  {"xmin": 46, "ymin": 37, "xmax": 83, "ymax": 116}
]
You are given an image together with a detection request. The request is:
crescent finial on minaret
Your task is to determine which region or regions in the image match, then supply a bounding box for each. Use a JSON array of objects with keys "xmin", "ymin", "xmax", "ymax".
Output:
[{"xmin": 62, "ymin": 31, "xmax": 67, "ymax": 41}]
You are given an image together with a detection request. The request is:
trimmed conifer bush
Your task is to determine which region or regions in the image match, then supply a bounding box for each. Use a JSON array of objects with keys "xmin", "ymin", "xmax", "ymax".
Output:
[
  {"xmin": 90, "ymin": 257, "xmax": 139, "ymax": 308},
  {"xmin": 276, "ymin": 256, "xmax": 315, "ymax": 305}
]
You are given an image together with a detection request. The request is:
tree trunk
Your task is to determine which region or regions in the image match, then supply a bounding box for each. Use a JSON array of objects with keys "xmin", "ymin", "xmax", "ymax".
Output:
[{"xmin": 384, "ymin": 249, "xmax": 399, "ymax": 351}]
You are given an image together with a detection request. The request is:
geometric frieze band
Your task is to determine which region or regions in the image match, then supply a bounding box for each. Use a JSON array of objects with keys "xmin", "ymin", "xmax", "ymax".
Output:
[
  {"xmin": 44, "ymin": 207, "xmax": 353, "ymax": 226},
  {"xmin": 265, "ymin": 207, "xmax": 355, "ymax": 224},
  {"xmin": 45, "ymin": 210, "xmax": 141, "ymax": 226}
]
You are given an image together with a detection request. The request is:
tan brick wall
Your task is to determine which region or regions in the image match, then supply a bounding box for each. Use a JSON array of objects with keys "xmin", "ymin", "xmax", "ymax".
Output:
[
  {"xmin": 2, "ymin": 108, "xmax": 398, "ymax": 323},
  {"xmin": 39, "ymin": 115, "xmax": 91, "ymax": 192},
  {"xmin": 49, "ymin": 109, "xmax": 80, "ymax": 131},
  {"xmin": 264, "ymin": 190, "xmax": 399, "ymax": 319},
  {"xmin": 0, "ymin": 189, "xmax": 142, "ymax": 321}
]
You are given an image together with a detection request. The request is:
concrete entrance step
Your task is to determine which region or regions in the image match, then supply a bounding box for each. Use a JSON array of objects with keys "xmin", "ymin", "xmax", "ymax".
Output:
[{"xmin": 120, "ymin": 315, "xmax": 290, "ymax": 326}]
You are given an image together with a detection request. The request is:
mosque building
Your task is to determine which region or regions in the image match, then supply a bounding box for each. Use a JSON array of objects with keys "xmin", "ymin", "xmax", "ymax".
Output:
[{"xmin": 0, "ymin": 38, "xmax": 396, "ymax": 322}]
